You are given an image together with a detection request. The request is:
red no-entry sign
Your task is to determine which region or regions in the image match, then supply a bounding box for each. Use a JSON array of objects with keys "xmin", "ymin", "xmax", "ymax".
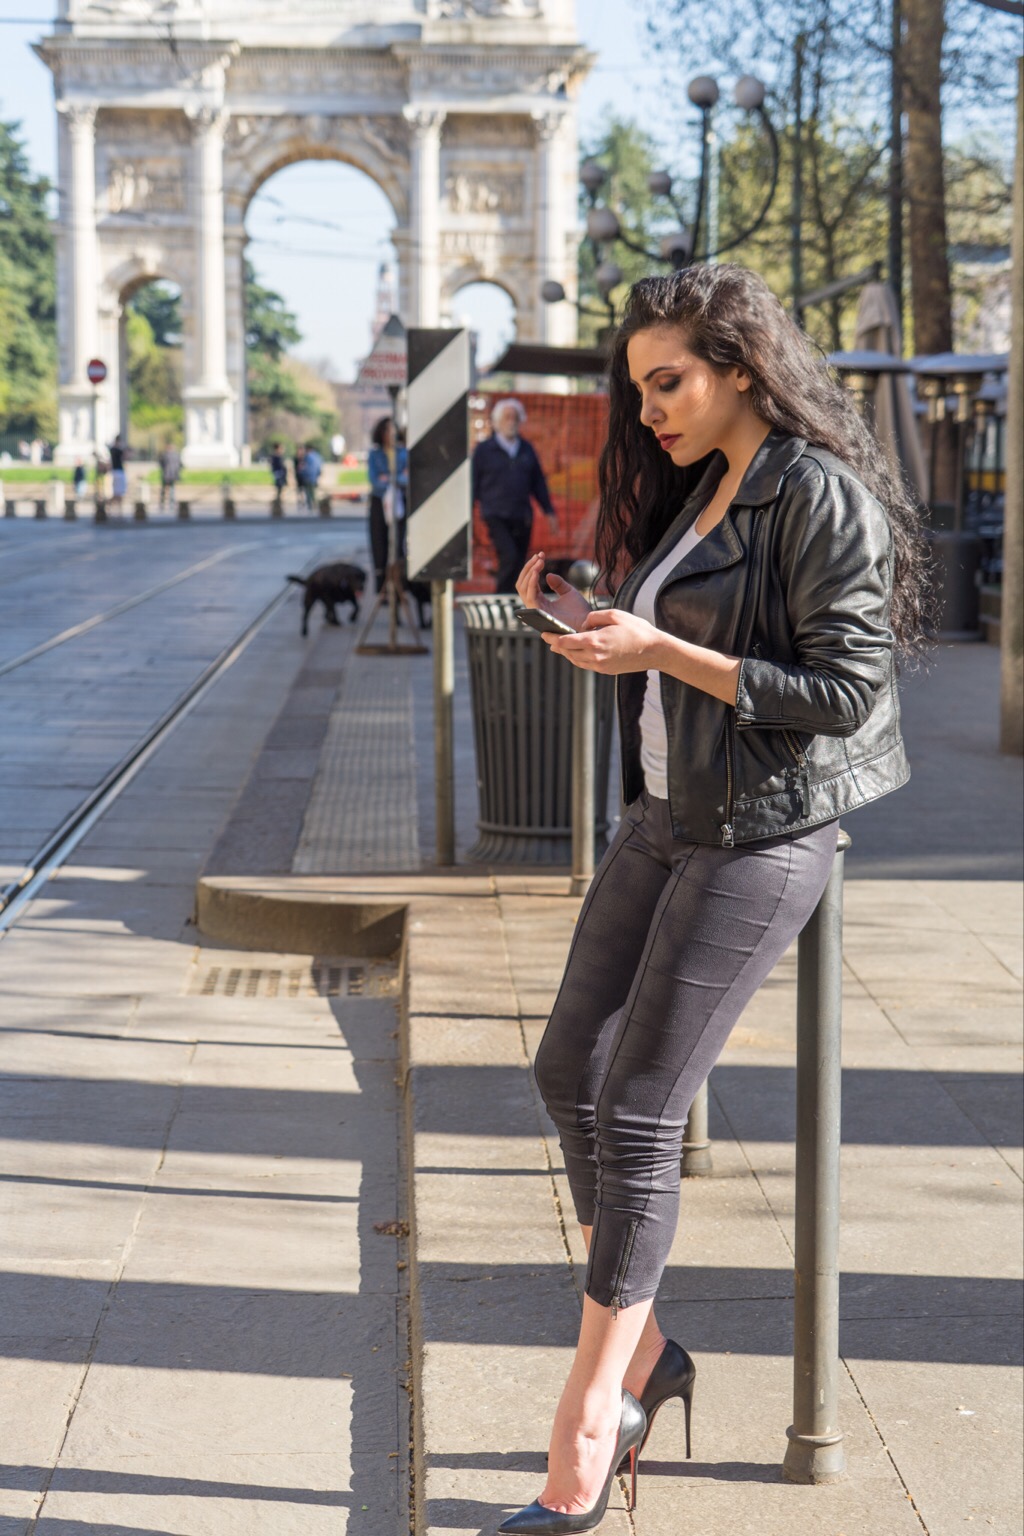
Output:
[{"xmin": 86, "ymin": 358, "xmax": 107, "ymax": 385}]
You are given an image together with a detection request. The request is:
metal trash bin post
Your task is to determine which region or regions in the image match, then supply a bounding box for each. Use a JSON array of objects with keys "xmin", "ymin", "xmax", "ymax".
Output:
[
  {"xmin": 457, "ymin": 594, "xmax": 613, "ymax": 863},
  {"xmin": 676, "ymin": 825, "xmax": 851, "ymax": 1482},
  {"xmin": 783, "ymin": 825, "xmax": 850, "ymax": 1483}
]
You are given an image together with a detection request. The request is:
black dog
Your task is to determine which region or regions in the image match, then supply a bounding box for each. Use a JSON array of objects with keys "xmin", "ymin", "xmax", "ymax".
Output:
[
  {"xmin": 287, "ymin": 562, "xmax": 366, "ymax": 636},
  {"xmin": 404, "ymin": 576, "xmax": 432, "ymax": 630}
]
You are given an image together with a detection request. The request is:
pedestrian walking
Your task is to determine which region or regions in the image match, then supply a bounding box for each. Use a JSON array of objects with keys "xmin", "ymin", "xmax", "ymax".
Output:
[
  {"xmin": 293, "ymin": 444, "xmax": 306, "ymax": 511},
  {"xmin": 158, "ymin": 441, "xmax": 181, "ymax": 512},
  {"xmin": 72, "ymin": 460, "xmax": 86, "ymax": 497},
  {"xmin": 298, "ymin": 442, "xmax": 322, "ymax": 511},
  {"xmin": 108, "ymin": 434, "xmax": 128, "ymax": 514},
  {"xmin": 270, "ymin": 441, "xmax": 288, "ymax": 503},
  {"xmin": 367, "ymin": 416, "xmax": 408, "ymax": 591},
  {"xmin": 471, "ymin": 398, "xmax": 559, "ymax": 593},
  {"xmin": 501, "ymin": 264, "xmax": 928, "ymax": 1533}
]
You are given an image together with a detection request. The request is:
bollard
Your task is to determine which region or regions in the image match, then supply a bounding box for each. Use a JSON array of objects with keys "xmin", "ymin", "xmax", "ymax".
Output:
[
  {"xmin": 133, "ymin": 480, "xmax": 150, "ymax": 521},
  {"xmin": 680, "ymin": 1081, "xmax": 713, "ymax": 1176},
  {"xmin": 34, "ymin": 498, "xmax": 47, "ymax": 520},
  {"xmin": 318, "ymin": 493, "xmax": 332, "ymax": 518},
  {"xmin": 270, "ymin": 493, "xmax": 283, "ymax": 519},
  {"xmin": 50, "ymin": 481, "xmax": 66, "ymax": 519},
  {"xmin": 568, "ymin": 560, "xmax": 601, "ymax": 897},
  {"xmin": 65, "ymin": 496, "xmax": 77, "ymax": 520},
  {"xmin": 94, "ymin": 497, "xmax": 107, "ymax": 523},
  {"xmin": 782, "ymin": 826, "xmax": 850, "ymax": 1485},
  {"xmin": 3, "ymin": 498, "xmax": 15, "ymax": 519},
  {"xmin": 569, "ymin": 666, "xmax": 596, "ymax": 897},
  {"xmin": 432, "ymin": 578, "xmax": 456, "ymax": 865},
  {"xmin": 176, "ymin": 498, "xmax": 191, "ymax": 521},
  {"xmin": 221, "ymin": 477, "xmax": 236, "ymax": 519}
]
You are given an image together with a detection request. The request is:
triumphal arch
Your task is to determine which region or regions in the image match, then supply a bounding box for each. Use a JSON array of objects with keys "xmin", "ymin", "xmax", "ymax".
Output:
[{"xmin": 37, "ymin": 2, "xmax": 589, "ymax": 467}]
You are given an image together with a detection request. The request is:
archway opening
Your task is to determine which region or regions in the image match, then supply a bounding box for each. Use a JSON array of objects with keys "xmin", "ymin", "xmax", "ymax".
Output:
[
  {"xmin": 449, "ymin": 280, "xmax": 517, "ymax": 376},
  {"xmin": 122, "ymin": 279, "xmax": 183, "ymax": 458},
  {"xmin": 243, "ymin": 159, "xmax": 396, "ymax": 463}
]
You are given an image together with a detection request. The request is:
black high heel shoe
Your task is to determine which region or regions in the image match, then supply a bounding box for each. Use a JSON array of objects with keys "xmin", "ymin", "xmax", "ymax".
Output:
[
  {"xmin": 617, "ymin": 1338, "xmax": 696, "ymax": 1472},
  {"xmin": 498, "ymin": 1390, "xmax": 646, "ymax": 1534}
]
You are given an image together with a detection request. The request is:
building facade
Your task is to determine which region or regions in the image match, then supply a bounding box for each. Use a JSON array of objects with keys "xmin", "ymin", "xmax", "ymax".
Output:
[{"xmin": 37, "ymin": 0, "xmax": 590, "ymax": 466}]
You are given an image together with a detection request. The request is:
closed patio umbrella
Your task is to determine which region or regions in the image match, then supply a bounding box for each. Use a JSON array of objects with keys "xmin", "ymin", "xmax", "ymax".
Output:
[{"xmin": 853, "ymin": 281, "xmax": 928, "ymax": 499}]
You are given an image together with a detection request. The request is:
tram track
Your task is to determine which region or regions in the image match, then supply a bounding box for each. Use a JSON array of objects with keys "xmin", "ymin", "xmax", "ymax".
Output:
[
  {"xmin": 0, "ymin": 539, "xmax": 274, "ymax": 678},
  {"xmin": 0, "ymin": 573, "xmax": 304, "ymax": 938}
]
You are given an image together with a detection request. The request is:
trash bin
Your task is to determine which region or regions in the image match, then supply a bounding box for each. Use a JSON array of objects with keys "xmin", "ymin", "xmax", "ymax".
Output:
[{"xmin": 457, "ymin": 594, "xmax": 615, "ymax": 863}]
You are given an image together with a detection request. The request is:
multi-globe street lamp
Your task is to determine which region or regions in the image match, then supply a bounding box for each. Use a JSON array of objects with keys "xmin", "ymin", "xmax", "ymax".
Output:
[{"xmin": 541, "ymin": 73, "xmax": 781, "ymax": 335}]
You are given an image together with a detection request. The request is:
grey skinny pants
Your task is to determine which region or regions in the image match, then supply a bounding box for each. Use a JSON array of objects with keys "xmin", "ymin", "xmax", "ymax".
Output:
[{"xmin": 534, "ymin": 792, "xmax": 838, "ymax": 1312}]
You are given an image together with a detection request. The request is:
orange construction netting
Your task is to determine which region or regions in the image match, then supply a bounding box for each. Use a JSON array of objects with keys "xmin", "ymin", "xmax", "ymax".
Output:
[{"xmin": 459, "ymin": 390, "xmax": 610, "ymax": 593}]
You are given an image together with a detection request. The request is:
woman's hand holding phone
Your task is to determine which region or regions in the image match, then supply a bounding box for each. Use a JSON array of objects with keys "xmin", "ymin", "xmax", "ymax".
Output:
[{"xmin": 514, "ymin": 551, "xmax": 593, "ymax": 633}]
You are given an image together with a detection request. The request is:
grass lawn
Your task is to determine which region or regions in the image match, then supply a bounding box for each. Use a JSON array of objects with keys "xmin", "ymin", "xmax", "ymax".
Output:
[
  {"xmin": 0, "ymin": 467, "xmax": 76, "ymax": 483},
  {"xmin": 1, "ymin": 464, "xmax": 368, "ymax": 488},
  {"xmin": 141, "ymin": 467, "xmax": 369, "ymax": 486}
]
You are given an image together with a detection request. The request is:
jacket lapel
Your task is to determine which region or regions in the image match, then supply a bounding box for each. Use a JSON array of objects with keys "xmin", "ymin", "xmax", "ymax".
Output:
[{"xmin": 616, "ymin": 502, "xmax": 745, "ymax": 612}]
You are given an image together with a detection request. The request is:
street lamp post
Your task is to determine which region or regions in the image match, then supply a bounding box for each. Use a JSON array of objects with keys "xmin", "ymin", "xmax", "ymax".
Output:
[{"xmin": 542, "ymin": 72, "xmax": 781, "ymax": 332}]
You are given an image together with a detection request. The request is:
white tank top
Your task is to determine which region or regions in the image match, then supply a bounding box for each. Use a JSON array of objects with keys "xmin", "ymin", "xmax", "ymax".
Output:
[{"xmin": 631, "ymin": 521, "xmax": 706, "ymax": 799}]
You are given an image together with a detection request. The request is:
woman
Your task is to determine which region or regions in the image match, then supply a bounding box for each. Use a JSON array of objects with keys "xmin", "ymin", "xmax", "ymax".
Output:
[
  {"xmin": 367, "ymin": 416, "xmax": 408, "ymax": 592},
  {"xmin": 503, "ymin": 264, "xmax": 927, "ymax": 1534}
]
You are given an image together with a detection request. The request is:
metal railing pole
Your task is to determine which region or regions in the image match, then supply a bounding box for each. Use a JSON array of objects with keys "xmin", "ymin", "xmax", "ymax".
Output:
[
  {"xmin": 569, "ymin": 666, "xmax": 595, "ymax": 897},
  {"xmin": 680, "ymin": 1080, "xmax": 713, "ymax": 1176},
  {"xmin": 783, "ymin": 825, "xmax": 850, "ymax": 1484}
]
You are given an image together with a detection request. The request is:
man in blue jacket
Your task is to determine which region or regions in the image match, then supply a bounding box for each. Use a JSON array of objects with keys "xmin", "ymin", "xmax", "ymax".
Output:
[{"xmin": 471, "ymin": 399, "xmax": 559, "ymax": 592}]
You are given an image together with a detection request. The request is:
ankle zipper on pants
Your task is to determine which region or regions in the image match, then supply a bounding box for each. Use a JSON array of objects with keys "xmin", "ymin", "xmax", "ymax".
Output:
[{"xmin": 610, "ymin": 1218, "xmax": 639, "ymax": 1318}]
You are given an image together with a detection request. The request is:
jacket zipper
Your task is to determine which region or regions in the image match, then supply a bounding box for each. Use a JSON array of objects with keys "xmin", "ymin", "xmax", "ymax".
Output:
[
  {"xmin": 610, "ymin": 1218, "xmax": 639, "ymax": 1319},
  {"xmin": 721, "ymin": 722, "xmax": 735, "ymax": 847}
]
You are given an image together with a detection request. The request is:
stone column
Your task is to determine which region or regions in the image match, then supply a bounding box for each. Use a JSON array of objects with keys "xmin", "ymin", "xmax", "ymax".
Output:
[
  {"xmin": 404, "ymin": 107, "xmax": 445, "ymax": 327},
  {"xmin": 55, "ymin": 104, "xmax": 103, "ymax": 463},
  {"xmin": 224, "ymin": 225, "xmax": 248, "ymax": 459},
  {"xmin": 182, "ymin": 106, "xmax": 238, "ymax": 467}
]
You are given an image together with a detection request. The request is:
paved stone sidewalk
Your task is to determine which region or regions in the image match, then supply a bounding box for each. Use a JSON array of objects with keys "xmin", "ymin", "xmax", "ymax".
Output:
[
  {"xmin": 0, "ymin": 598, "xmax": 410, "ymax": 1535},
  {"xmin": 404, "ymin": 871, "xmax": 1022, "ymax": 1536},
  {"xmin": 195, "ymin": 617, "xmax": 1022, "ymax": 1536}
]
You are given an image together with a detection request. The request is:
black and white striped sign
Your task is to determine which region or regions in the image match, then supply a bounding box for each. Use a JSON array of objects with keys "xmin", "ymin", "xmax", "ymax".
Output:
[{"xmin": 406, "ymin": 328, "xmax": 471, "ymax": 583}]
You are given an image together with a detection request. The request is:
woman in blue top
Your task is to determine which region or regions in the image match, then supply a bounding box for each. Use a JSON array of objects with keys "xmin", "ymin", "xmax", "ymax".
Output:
[{"xmin": 367, "ymin": 416, "xmax": 408, "ymax": 593}]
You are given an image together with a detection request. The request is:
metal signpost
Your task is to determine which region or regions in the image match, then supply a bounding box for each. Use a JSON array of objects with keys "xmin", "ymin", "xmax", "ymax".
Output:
[
  {"xmin": 355, "ymin": 316, "xmax": 426, "ymax": 656},
  {"xmin": 406, "ymin": 328, "xmax": 472, "ymax": 867}
]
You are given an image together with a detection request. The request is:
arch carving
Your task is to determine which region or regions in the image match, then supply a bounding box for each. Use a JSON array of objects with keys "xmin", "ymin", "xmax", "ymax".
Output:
[
  {"xmin": 225, "ymin": 114, "xmax": 410, "ymax": 224},
  {"xmin": 102, "ymin": 250, "xmax": 187, "ymax": 310},
  {"xmin": 40, "ymin": 8, "xmax": 588, "ymax": 465}
]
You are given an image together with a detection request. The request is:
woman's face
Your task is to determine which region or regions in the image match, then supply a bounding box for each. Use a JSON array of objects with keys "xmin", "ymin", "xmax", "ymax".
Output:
[
  {"xmin": 626, "ymin": 327, "xmax": 755, "ymax": 467},
  {"xmin": 381, "ymin": 421, "xmax": 394, "ymax": 450}
]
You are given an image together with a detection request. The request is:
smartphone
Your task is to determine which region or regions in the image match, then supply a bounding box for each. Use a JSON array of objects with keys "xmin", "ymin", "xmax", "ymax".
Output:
[{"xmin": 514, "ymin": 607, "xmax": 577, "ymax": 637}]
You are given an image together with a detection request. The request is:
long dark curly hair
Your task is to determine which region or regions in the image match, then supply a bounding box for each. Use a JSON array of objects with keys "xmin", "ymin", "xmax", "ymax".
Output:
[{"xmin": 597, "ymin": 264, "xmax": 930, "ymax": 653}]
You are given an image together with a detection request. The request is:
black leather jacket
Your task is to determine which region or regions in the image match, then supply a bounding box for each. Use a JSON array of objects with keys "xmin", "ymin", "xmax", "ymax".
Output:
[{"xmin": 614, "ymin": 430, "xmax": 910, "ymax": 846}]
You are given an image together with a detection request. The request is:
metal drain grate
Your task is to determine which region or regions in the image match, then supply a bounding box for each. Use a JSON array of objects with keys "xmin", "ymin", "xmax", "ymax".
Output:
[{"xmin": 191, "ymin": 961, "xmax": 396, "ymax": 1000}]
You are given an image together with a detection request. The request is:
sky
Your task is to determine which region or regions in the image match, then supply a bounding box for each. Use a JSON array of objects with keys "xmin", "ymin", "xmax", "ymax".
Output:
[{"xmin": 0, "ymin": 0, "xmax": 685, "ymax": 379}]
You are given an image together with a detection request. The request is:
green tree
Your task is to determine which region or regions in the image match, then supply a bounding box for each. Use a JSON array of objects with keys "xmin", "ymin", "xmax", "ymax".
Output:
[
  {"xmin": 125, "ymin": 303, "xmax": 182, "ymax": 445},
  {"xmin": 243, "ymin": 260, "xmax": 324, "ymax": 451},
  {"xmin": 0, "ymin": 116, "xmax": 56, "ymax": 438},
  {"xmin": 244, "ymin": 260, "xmax": 303, "ymax": 359},
  {"xmin": 130, "ymin": 281, "xmax": 182, "ymax": 347},
  {"xmin": 637, "ymin": 0, "xmax": 1019, "ymax": 354}
]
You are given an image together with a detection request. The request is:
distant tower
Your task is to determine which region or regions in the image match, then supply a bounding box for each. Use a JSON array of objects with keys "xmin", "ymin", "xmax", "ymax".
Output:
[{"xmin": 371, "ymin": 262, "xmax": 396, "ymax": 344}]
